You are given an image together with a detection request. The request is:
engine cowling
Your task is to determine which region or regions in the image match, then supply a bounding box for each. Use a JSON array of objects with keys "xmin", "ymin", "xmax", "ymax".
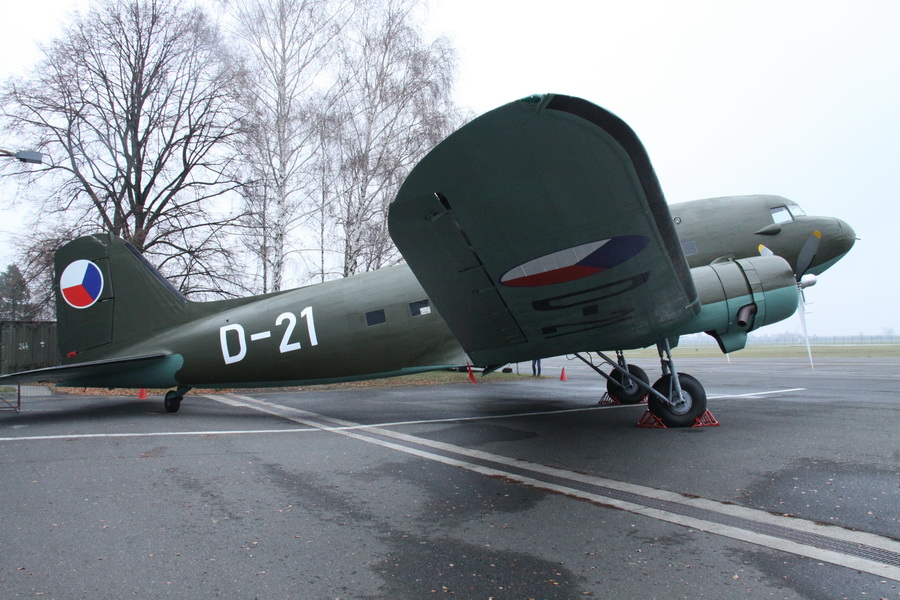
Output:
[{"xmin": 674, "ymin": 255, "xmax": 798, "ymax": 353}]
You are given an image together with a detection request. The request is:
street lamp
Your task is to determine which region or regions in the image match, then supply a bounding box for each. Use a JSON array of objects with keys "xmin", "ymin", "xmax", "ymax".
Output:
[{"xmin": 0, "ymin": 149, "xmax": 43, "ymax": 164}]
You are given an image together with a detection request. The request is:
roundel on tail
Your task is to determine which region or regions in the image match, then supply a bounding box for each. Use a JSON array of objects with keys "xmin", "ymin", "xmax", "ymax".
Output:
[{"xmin": 60, "ymin": 260, "xmax": 105, "ymax": 309}]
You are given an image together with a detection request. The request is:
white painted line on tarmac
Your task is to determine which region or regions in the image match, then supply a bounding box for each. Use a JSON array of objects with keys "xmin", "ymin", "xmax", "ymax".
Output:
[
  {"xmin": 708, "ymin": 387, "xmax": 806, "ymax": 399},
  {"xmin": 207, "ymin": 392, "xmax": 900, "ymax": 582},
  {"xmin": 2, "ymin": 389, "xmax": 895, "ymax": 579},
  {"xmin": 0, "ymin": 428, "xmax": 318, "ymax": 441},
  {"xmin": 0, "ymin": 386, "xmax": 807, "ymax": 442}
]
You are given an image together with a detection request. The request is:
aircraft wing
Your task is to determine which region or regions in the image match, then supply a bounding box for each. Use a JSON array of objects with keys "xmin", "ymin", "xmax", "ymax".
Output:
[
  {"xmin": 0, "ymin": 353, "xmax": 182, "ymax": 389},
  {"xmin": 389, "ymin": 94, "xmax": 699, "ymax": 366}
]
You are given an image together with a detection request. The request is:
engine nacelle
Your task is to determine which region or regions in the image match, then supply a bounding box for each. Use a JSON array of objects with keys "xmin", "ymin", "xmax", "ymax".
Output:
[{"xmin": 674, "ymin": 256, "xmax": 798, "ymax": 353}]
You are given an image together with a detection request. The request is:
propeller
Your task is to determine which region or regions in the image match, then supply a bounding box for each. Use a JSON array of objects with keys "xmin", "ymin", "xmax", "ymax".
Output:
[
  {"xmin": 797, "ymin": 273, "xmax": 817, "ymax": 369},
  {"xmin": 759, "ymin": 229, "xmax": 822, "ymax": 369},
  {"xmin": 794, "ymin": 230, "xmax": 822, "ymax": 281}
]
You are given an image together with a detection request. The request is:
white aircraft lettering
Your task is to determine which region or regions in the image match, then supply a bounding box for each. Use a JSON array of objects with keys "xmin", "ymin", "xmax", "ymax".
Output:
[{"xmin": 219, "ymin": 308, "xmax": 318, "ymax": 365}]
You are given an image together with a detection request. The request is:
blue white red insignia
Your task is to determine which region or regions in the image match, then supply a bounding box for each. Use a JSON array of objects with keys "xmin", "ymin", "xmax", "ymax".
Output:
[
  {"xmin": 60, "ymin": 260, "xmax": 104, "ymax": 309},
  {"xmin": 500, "ymin": 235, "xmax": 649, "ymax": 287}
]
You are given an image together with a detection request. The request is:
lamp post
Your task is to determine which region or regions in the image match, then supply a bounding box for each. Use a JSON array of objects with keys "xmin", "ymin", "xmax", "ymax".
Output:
[{"xmin": 0, "ymin": 149, "xmax": 43, "ymax": 164}]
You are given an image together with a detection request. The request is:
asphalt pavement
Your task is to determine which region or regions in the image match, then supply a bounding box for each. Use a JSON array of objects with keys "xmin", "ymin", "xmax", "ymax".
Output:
[{"xmin": 0, "ymin": 356, "xmax": 897, "ymax": 599}]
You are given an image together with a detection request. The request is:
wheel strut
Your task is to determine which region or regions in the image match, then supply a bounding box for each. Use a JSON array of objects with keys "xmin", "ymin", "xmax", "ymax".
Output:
[
  {"xmin": 646, "ymin": 340, "xmax": 708, "ymax": 427},
  {"xmin": 656, "ymin": 340, "xmax": 685, "ymax": 404},
  {"xmin": 573, "ymin": 346, "xmax": 712, "ymax": 427}
]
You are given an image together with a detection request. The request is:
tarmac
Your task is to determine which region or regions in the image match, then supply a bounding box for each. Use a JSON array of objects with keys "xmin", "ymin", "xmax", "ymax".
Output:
[{"xmin": 0, "ymin": 356, "xmax": 897, "ymax": 599}]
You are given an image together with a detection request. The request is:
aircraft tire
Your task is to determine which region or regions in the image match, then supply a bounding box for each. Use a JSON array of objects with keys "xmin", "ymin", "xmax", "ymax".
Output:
[
  {"xmin": 164, "ymin": 391, "xmax": 182, "ymax": 413},
  {"xmin": 606, "ymin": 364, "xmax": 649, "ymax": 404},
  {"xmin": 648, "ymin": 373, "xmax": 706, "ymax": 427}
]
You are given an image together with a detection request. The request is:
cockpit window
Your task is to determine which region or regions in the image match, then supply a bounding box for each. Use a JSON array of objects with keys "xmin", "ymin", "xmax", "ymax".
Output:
[
  {"xmin": 770, "ymin": 206, "xmax": 794, "ymax": 224},
  {"xmin": 771, "ymin": 204, "xmax": 807, "ymax": 224}
]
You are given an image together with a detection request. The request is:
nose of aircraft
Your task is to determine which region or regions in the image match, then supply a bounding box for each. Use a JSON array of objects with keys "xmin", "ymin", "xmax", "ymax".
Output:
[
  {"xmin": 808, "ymin": 217, "xmax": 856, "ymax": 275},
  {"xmin": 836, "ymin": 218, "xmax": 857, "ymax": 254}
]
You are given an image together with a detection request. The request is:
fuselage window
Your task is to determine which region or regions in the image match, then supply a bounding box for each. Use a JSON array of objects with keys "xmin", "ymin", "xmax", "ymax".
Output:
[
  {"xmin": 409, "ymin": 299, "xmax": 431, "ymax": 317},
  {"xmin": 681, "ymin": 240, "xmax": 699, "ymax": 257},
  {"xmin": 770, "ymin": 206, "xmax": 794, "ymax": 224},
  {"xmin": 365, "ymin": 309, "xmax": 386, "ymax": 326}
]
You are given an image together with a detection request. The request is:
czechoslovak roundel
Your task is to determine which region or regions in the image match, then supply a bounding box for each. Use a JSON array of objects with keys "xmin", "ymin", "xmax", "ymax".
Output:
[
  {"xmin": 60, "ymin": 260, "xmax": 104, "ymax": 309},
  {"xmin": 500, "ymin": 235, "xmax": 649, "ymax": 287}
]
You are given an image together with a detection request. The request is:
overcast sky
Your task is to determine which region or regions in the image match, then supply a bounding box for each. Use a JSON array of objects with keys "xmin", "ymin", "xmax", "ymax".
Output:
[{"xmin": 1, "ymin": 0, "xmax": 897, "ymax": 336}]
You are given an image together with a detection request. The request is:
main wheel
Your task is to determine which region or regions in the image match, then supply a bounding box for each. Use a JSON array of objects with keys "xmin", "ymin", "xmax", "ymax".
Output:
[
  {"xmin": 606, "ymin": 364, "xmax": 649, "ymax": 404},
  {"xmin": 164, "ymin": 390, "xmax": 182, "ymax": 413},
  {"xmin": 648, "ymin": 373, "xmax": 706, "ymax": 427}
]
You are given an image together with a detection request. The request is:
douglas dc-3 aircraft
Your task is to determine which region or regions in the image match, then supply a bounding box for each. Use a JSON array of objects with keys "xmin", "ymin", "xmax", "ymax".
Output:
[{"xmin": 0, "ymin": 94, "xmax": 855, "ymax": 426}]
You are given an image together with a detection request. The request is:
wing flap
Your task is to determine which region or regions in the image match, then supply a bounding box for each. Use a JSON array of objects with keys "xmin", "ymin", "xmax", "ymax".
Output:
[
  {"xmin": 390, "ymin": 94, "xmax": 699, "ymax": 364},
  {"xmin": 395, "ymin": 191, "xmax": 527, "ymax": 351}
]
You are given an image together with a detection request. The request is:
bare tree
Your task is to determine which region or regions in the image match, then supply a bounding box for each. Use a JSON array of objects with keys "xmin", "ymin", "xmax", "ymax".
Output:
[
  {"xmin": 228, "ymin": 0, "xmax": 349, "ymax": 292},
  {"xmin": 0, "ymin": 0, "xmax": 248, "ymax": 298},
  {"xmin": 326, "ymin": 0, "xmax": 461, "ymax": 277},
  {"xmin": 0, "ymin": 264, "xmax": 40, "ymax": 321},
  {"xmin": 11, "ymin": 224, "xmax": 78, "ymax": 319}
]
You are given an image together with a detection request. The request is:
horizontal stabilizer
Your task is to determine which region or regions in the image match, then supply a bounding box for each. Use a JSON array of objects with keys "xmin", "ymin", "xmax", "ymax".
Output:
[{"xmin": 0, "ymin": 353, "xmax": 182, "ymax": 389}]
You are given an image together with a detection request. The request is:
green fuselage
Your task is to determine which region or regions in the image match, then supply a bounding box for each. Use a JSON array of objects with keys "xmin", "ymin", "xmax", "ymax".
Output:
[
  {"xmin": 46, "ymin": 194, "xmax": 854, "ymax": 391},
  {"xmin": 672, "ymin": 195, "xmax": 855, "ymax": 275},
  {"xmin": 102, "ymin": 194, "xmax": 851, "ymax": 389},
  {"xmin": 111, "ymin": 264, "xmax": 467, "ymax": 388}
]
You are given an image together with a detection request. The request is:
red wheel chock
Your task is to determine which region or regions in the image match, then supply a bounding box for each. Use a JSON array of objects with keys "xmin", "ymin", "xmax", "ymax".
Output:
[
  {"xmin": 637, "ymin": 409, "xmax": 719, "ymax": 428},
  {"xmin": 693, "ymin": 410, "xmax": 720, "ymax": 427},
  {"xmin": 598, "ymin": 392, "xmax": 648, "ymax": 406}
]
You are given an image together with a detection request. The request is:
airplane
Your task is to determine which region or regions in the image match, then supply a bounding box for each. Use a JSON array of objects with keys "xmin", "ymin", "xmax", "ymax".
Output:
[{"xmin": 0, "ymin": 94, "xmax": 855, "ymax": 426}]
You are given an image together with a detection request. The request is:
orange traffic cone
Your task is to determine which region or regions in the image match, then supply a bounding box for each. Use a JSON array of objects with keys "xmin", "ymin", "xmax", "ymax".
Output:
[
  {"xmin": 467, "ymin": 364, "xmax": 477, "ymax": 385},
  {"xmin": 138, "ymin": 388, "xmax": 148, "ymax": 400},
  {"xmin": 560, "ymin": 368, "xmax": 567, "ymax": 381}
]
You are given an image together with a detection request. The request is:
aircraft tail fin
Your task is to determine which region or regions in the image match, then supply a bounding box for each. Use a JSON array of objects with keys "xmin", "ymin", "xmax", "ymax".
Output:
[{"xmin": 55, "ymin": 234, "xmax": 188, "ymax": 360}]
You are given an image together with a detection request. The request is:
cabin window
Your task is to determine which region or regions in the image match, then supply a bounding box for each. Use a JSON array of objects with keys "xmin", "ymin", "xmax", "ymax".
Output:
[
  {"xmin": 409, "ymin": 299, "xmax": 431, "ymax": 317},
  {"xmin": 681, "ymin": 240, "xmax": 699, "ymax": 257},
  {"xmin": 365, "ymin": 309, "xmax": 386, "ymax": 326},
  {"xmin": 789, "ymin": 204, "xmax": 806, "ymax": 217},
  {"xmin": 770, "ymin": 206, "xmax": 794, "ymax": 224}
]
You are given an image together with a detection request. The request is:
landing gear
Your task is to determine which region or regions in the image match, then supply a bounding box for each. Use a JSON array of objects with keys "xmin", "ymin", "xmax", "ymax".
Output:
[
  {"xmin": 163, "ymin": 386, "xmax": 191, "ymax": 413},
  {"xmin": 574, "ymin": 350, "xmax": 652, "ymax": 406},
  {"xmin": 606, "ymin": 363, "xmax": 649, "ymax": 404},
  {"xmin": 648, "ymin": 372, "xmax": 706, "ymax": 427},
  {"xmin": 574, "ymin": 340, "xmax": 711, "ymax": 428},
  {"xmin": 647, "ymin": 340, "xmax": 706, "ymax": 427},
  {"xmin": 645, "ymin": 341, "xmax": 707, "ymax": 427}
]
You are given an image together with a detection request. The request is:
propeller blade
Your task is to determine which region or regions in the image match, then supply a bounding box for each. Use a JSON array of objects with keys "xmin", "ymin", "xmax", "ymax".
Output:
[
  {"xmin": 760, "ymin": 236, "xmax": 818, "ymax": 367},
  {"xmin": 796, "ymin": 284, "xmax": 814, "ymax": 369},
  {"xmin": 794, "ymin": 230, "xmax": 822, "ymax": 280}
]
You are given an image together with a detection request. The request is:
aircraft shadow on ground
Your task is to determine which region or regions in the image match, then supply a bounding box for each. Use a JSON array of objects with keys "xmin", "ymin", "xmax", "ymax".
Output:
[{"xmin": 0, "ymin": 396, "xmax": 289, "ymax": 427}]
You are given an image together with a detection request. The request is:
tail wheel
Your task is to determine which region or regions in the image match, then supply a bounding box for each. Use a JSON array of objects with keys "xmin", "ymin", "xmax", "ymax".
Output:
[
  {"xmin": 606, "ymin": 364, "xmax": 649, "ymax": 404},
  {"xmin": 164, "ymin": 390, "xmax": 182, "ymax": 413},
  {"xmin": 648, "ymin": 373, "xmax": 706, "ymax": 427}
]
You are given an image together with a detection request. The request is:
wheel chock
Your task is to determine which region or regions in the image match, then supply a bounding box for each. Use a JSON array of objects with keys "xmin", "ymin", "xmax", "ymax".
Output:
[
  {"xmin": 600, "ymin": 392, "xmax": 648, "ymax": 406},
  {"xmin": 599, "ymin": 392, "xmax": 618, "ymax": 406},
  {"xmin": 636, "ymin": 409, "xmax": 720, "ymax": 428},
  {"xmin": 636, "ymin": 410, "xmax": 666, "ymax": 428},
  {"xmin": 693, "ymin": 409, "xmax": 720, "ymax": 427}
]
